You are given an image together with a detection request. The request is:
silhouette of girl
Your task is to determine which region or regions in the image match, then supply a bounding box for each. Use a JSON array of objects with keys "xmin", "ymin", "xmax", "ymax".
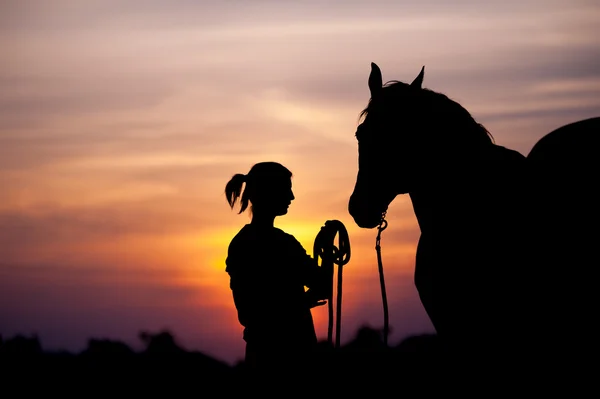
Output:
[{"xmin": 224, "ymin": 162, "xmax": 329, "ymax": 375}]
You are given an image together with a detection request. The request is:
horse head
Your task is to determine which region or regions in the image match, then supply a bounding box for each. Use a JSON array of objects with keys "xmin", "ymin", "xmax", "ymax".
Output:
[
  {"xmin": 348, "ymin": 62, "xmax": 428, "ymax": 228},
  {"xmin": 348, "ymin": 62, "xmax": 495, "ymax": 229}
]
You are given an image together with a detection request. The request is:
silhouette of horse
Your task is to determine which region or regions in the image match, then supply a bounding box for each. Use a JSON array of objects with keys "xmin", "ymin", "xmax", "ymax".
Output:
[
  {"xmin": 526, "ymin": 117, "xmax": 600, "ymax": 358},
  {"xmin": 348, "ymin": 62, "xmax": 599, "ymax": 364}
]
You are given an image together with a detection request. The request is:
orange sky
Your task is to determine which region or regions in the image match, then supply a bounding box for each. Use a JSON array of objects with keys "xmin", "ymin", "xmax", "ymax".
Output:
[{"xmin": 1, "ymin": 0, "xmax": 599, "ymax": 365}]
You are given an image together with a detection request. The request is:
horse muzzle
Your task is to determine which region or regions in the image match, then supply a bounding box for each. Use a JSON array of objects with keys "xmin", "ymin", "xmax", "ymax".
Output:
[{"xmin": 348, "ymin": 195, "xmax": 386, "ymax": 229}]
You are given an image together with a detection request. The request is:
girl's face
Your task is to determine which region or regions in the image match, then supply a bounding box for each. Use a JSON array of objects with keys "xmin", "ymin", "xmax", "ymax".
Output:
[
  {"xmin": 273, "ymin": 178, "xmax": 295, "ymax": 216},
  {"xmin": 252, "ymin": 177, "xmax": 295, "ymax": 216}
]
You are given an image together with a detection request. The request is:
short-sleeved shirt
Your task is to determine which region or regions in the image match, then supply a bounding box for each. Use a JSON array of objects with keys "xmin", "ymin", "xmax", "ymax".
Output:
[{"xmin": 225, "ymin": 224, "xmax": 326, "ymax": 348}]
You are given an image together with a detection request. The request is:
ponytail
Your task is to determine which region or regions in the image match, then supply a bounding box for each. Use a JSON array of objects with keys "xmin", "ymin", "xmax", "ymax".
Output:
[
  {"xmin": 225, "ymin": 173, "xmax": 249, "ymax": 214},
  {"xmin": 225, "ymin": 161, "xmax": 291, "ymax": 215}
]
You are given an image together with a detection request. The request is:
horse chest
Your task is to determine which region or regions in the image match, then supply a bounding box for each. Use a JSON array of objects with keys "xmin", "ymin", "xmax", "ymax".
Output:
[{"xmin": 414, "ymin": 219, "xmax": 517, "ymax": 287}]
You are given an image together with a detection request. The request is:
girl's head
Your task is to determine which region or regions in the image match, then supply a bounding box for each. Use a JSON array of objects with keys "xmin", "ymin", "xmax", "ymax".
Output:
[{"xmin": 225, "ymin": 162, "xmax": 295, "ymax": 217}]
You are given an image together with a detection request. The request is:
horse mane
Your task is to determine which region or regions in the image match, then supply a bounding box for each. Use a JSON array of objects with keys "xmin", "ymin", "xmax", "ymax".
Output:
[{"xmin": 359, "ymin": 80, "xmax": 495, "ymax": 144}]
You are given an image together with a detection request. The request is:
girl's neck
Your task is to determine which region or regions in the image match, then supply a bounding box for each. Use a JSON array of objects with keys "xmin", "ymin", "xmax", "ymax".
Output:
[{"xmin": 250, "ymin": 213, "xmax": 276, "ymax": 228}]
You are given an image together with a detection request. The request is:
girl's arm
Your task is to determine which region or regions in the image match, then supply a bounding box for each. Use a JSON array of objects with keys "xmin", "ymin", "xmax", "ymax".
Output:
[{"xmin": 291, "ymin": 239, "xmax": 331, "ymax": 301}]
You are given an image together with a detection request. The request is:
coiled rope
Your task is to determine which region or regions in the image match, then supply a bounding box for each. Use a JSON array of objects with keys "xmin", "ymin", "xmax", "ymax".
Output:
[
  {"xmin": 313, "ymin": 220, "xmax": 351, "ymax": 348},
  {"xmin": 314, "ymin": 215, "xmax": 389, "ymax": 348}
]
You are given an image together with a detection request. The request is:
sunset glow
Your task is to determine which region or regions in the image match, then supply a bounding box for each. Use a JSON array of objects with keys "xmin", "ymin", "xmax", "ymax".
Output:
[{"xmin": 2, "ymin": 0, "xmax": 599, "ymax": 365}]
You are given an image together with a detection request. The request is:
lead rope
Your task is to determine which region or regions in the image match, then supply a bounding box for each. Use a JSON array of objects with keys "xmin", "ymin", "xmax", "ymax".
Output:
[
  {"xmin": 313, "ymin": 220, "xmax": 351, "ymax": 349},
  {"xmin": 376, "ymin": 212, "xmax": 389, "ymax": 346},
  {"xmin": 314, "ymin": 216, "xmax": 388, "ymax": 348}
]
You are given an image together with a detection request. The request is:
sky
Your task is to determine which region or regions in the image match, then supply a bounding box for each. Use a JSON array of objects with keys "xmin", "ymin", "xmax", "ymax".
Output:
[{"xmin": 1, "ymin": 0, "xmax": 599, "ymax": 365}]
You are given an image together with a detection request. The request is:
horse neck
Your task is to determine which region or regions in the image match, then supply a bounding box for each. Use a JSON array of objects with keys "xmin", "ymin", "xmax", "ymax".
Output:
[
  {"xmin": 406, "ymin": 143, "xmax": 503, "ymax": 235},
  {"xmin": 408, "ymin": 189, "xmax": 447, "ymax": 235},
  {"xmin": 410, "ymin": 146, "xmax": 530, "ymax": 241}
]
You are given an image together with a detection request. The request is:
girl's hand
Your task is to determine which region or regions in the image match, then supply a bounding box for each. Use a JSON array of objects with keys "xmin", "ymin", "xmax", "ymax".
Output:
[
  {"xmin": 309, "ymin": 300, "xmax": 327, "ymax": 308},
  {"xmin": 305, "ymin": 289, "xmax": 327, "ymax": 308}
]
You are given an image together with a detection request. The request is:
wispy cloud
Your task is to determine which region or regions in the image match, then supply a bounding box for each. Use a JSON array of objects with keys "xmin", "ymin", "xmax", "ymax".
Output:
[{"xmin": 1, "ymin": 0, "xmax": 599, "ymax": 364}]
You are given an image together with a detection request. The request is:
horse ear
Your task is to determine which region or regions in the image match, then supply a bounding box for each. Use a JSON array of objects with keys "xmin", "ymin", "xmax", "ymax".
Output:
[
  {"xmin": 410, "ymin": 66, "xmax": 425, "ymax": 88},
  {"xmin": 369, "ymin": 62, "xmax": 383, "ymax": 98}
]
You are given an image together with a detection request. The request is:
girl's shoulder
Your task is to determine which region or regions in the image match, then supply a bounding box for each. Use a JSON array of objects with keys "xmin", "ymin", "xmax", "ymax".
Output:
[
  {"xmin": 272, "ymin": 227, "xmax": 302, "ymax": 245},
  {"xmin": 228, "ymin": 224, "xmax": 305, "ymax": 252},
  {"xmin": 228, "ymin": 224, "xmax": 254, "ymax": 248}
]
